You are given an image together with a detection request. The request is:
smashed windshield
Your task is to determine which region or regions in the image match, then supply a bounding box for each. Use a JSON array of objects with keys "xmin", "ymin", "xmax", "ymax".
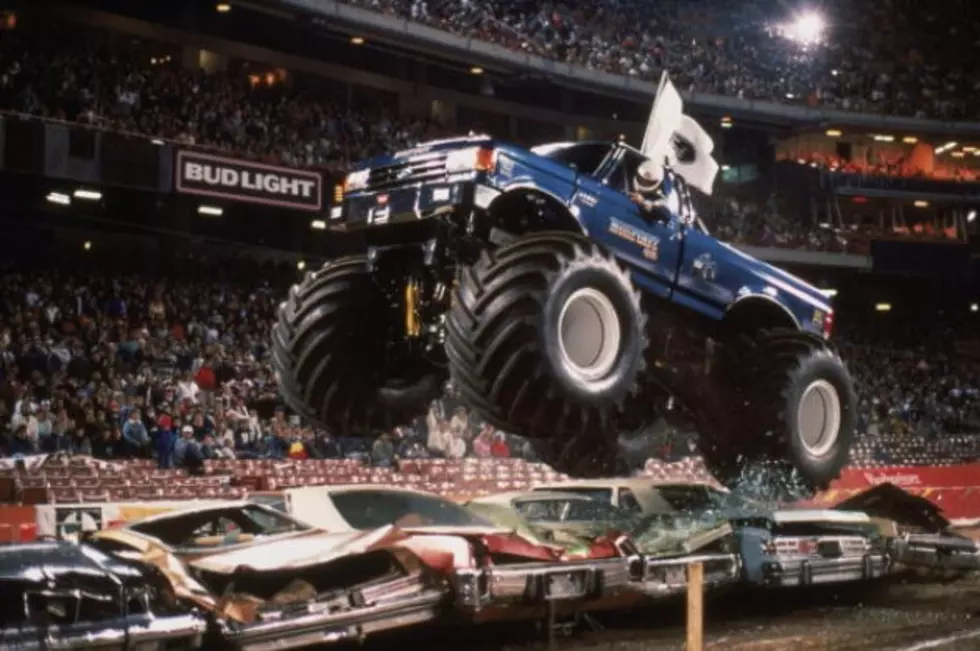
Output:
[
  {"xmin": 130, "ymin": 504, "xmax": 309, "ymax": 548},
  {"xmin": 631, "ymin": 485, "xmax": 764, "ymax": 553},
  {"xmin": 331, "ymin": 489, "xmax": 494, "ymax": 530},
  {"xmin": 533, "ymin": 487, "xmax": 615, "ymax": 504},
  {"xmin": 516, "ymin": 497, "xmax": 634, "ymax": 524}
]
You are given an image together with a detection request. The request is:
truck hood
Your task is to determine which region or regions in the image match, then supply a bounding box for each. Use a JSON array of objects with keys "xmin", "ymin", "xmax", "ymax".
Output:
[
  {"xmin": 188, "ymin": 527, "xmax": 406, "ymax": 574},
  {"xmin": 352, "ymin": 135, "xmax": 495, "ymax": 171},
  {"xmin": 719, "ymin": 241, "xmax": 831, "ymax": 311}
]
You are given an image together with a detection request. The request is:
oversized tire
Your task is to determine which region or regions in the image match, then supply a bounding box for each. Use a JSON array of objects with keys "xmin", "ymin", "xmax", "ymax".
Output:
[
  {"xmin": 704, "ymin": 330, "xmax": 857, "ymax": 493},
  {"xmin": 271, "ymin": 255, "xmax": 439, "ymax": 435},
  {"xmin": 445, "ymin": 231, "xmax": 648, "ymax": 450}
]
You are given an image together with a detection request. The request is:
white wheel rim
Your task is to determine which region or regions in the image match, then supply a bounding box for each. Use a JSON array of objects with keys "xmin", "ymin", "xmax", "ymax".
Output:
[
  {"xmin": 797, "ymin": 379, "xmax": 842, "ymax": 458},
  {"xmin": 557, "ymin": 287, "xmax": 623, "ymax": 383}
]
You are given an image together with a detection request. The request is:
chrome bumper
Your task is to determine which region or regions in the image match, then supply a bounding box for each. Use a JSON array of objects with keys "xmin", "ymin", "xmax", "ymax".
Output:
[
  {"xmin": 220, "ymin": 589, "xmax": 446, "ymax": 651},
  {"xmin": 454, "ymin": 557, "xmax": 634, "ymax": 610},
  {"xmin": 0, "ymin": 612, "xmax": 206, "ymax": 650},
  {"xmin": 639, "ymin": 553, "xmax": 741, "ymax": 596},
  {"xmin": 889, "ymin": 536, "xmax": 980, "ymax": 571},
  {"xmin": 761, "ymin": 553, "xmax": 888, "ymax": 587}
]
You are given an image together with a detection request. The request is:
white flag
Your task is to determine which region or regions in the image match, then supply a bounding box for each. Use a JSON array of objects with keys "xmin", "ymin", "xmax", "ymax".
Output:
[
  {"xmin": 668, "ymin": 114, "xmax": 720, "ymax": 196},
  {"xmin": 640, "ymin": 72, "xmax": 683, "ymax": 168},
  {"xmin": 639, "ymin": 73, "xmax": 719, "ymax": 196}
]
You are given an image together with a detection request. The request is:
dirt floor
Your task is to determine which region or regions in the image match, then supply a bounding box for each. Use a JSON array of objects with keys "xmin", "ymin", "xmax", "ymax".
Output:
[{"xmin": 358, "ymin": 573, "xmax": 980, "ymax": 651}]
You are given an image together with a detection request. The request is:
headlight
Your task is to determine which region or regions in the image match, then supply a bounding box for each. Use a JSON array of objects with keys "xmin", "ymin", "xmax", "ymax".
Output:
[
  {"xmin": 445, "ymin": 147, "xmax": 497, "ymax": 174},
  {"xmin": 345, "ymin": 169, "xmax": 370, "ymax": 192}
]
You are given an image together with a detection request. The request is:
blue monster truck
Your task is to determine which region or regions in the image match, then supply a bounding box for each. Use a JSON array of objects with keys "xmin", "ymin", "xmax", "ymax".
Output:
[{"xmin": 272, "ymin": 136, "xmax": 857, "ymax": 492}]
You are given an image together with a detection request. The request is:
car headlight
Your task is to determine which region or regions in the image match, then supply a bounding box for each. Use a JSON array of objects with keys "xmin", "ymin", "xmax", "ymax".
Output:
[
  {"xmin": 345, "ymin": 169, "xmax": 370, "ymax": 192},
  {"xmin": 445, "ymin": 147, "xmax": 497, "ymax": 174}
]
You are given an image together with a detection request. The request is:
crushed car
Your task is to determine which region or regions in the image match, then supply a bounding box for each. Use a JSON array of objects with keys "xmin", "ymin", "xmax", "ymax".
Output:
[
  {"xmin": 85, "ymin": 501, "xmax": 446, "ymax": 650},
  {"xmin": 832, "ymin": 482, "xmax": 980, "ymax": 573},
  {"xmin": 467, "ymin": 490, "xmax": 741, "ymax": 597},
  {"xmin": 261, "ymin": 485, "xmax": 640, "ymax": 620},
  {"xmin": 0, "ymin": 541, "xmax": 206, "ymax": 651},
  {"xmin": 535, "ymin": 478, "xmax": 889, "ymax": 587}
]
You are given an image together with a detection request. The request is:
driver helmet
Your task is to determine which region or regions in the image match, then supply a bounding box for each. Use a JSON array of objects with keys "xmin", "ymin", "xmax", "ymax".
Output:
[{"xmin": 634, "ymin": 160, "xmax": 664, "ymax": 193}]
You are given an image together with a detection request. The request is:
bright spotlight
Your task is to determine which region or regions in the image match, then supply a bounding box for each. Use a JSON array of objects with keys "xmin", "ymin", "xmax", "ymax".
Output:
[{"xmin": 782, "ymin": 11, "xmax": 826, "ymax": 46}]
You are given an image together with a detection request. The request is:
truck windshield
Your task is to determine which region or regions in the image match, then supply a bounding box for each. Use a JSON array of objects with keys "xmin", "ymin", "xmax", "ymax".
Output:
[{"xmin": 533, "ymin": 143, "xmax": 611, "ymax": 176}]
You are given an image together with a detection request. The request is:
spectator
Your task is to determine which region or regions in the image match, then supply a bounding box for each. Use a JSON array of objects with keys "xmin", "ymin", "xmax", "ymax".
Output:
[
  {"xmin": 173, "ymin": 425, "xmax": 204, "ymax": 472},
  {"xmin": 122, "ymin": 408, "xmax": 150, "ymax": 455},
  {"xmin": 370, "ymin": 433, "xmax": 396, "ymax": 467}
]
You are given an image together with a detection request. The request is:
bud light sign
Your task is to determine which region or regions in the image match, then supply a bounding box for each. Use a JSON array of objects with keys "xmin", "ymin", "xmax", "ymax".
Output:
[{"xmin": 175, "ymin": 150, "xmax": 322, "ymax": 211}]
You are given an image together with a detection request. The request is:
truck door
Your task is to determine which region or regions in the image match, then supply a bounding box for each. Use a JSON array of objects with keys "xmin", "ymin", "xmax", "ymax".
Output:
[
  {"xmin": 582, "ymin": 149, "xmax": 681, "ymax": 299},
  {"xmin": 671, "ymin": 225, "xmax": 734, "ymax": 321}
]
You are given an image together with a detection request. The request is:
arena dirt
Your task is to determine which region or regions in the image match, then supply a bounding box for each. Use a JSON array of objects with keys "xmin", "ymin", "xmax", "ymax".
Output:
[{"xmin": 356, "ymin": 574, "xmax": 979, "ymax": 651}]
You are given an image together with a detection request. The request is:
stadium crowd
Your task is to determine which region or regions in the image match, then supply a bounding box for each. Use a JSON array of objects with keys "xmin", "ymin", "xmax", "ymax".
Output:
[
  {"xmin": 0, "ymin": 245, "xmax": 977, "ymax": 474},
  {"xmin": 358, "ymin": 0, "xmax": 980, "ymax": 120},
  {"xmin": 1, "ymin": 17, "xmax": 970, "ymax": 255}
]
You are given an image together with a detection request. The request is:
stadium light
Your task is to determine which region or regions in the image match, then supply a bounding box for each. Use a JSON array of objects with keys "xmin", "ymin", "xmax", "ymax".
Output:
[
  {"xmin": 935, "ymin": 141, "xmax": 957, "ymax": 154},
  {"xmin": 198, "ymin": 205, "xmax": 223, "ymax": 216},
  {"xmin": 83, "ymin": 241, "xmax": 92, "ymax": 251},
  {"xmin": 216, "ymin": 3, "xmax": 231, "ymax": 12},
  {"xmin": 310, "ymin": 220, "xmax": 327, "ymax": 230},
  {"xmin": 914, "ymin": 200, "xmax": 929, "ymax": 208},
  {"xmin": 902, "ymin": 136, "xmax": 918, "ymax": 144},
  {"xmin": 73, "ymin": 189, "xmax": 102, "ymax": 201},
  {"xmin": 470, "ymin": 66, "xmax": 484, "ymax": 75},
  {"xmin": 875, "ymin": 303, "xmax": 892, "ymax": 312},
  {"xmin": 972, "ymin": 303, "xmax": 979, "ymax": 313},
  {"xmin": 825, "ymin": 129, "xmax": 842, "ymax": 137},
  {"xmin": 46, "ymin": 192, "xmax": 71, "ymax": 206},
  {"xmin": 821, "ymin": 289, "xmax": 838, "ymax": 298},
  {"xmin": 297, "ymin": 261, "xmax": 306, "ymax": 270},
  {"xmin": 350, "ymin": 36, "xmax": 364, "ymax": 45},
  {"xmin": 968, "ymin": 210, "xmax": 977, "ymax": 223},
  {"xmin": 782, "ymin": 11, "xmax": 825, "ymax": 46}
]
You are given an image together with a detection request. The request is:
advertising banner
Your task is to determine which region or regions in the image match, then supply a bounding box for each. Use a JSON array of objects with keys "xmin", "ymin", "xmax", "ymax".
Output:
[
  {"xmin": 834, "ymin": 463, "xmax": 980, "ymax": 489},
  {"xmin": 175, "ymin": 150, "xmax": 323, "ymax": 211}
]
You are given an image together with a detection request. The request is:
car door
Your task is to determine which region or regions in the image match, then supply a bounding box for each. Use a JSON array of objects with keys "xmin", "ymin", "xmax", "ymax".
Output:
[{"xmin": 578, "ymin": 148, "xmax": 681, "ymax": 298}]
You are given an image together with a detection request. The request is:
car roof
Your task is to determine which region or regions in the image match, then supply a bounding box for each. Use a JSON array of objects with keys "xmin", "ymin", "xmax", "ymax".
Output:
[
  {"xmin": 287, "ymin": 483, "xmax": 442, "ymax": 498},
  {"xmin": 533, "ymin": 478, "xmax": 654, "ymax": 490},
  {"xmin": 123, "ymin": 500, "xmax": 258, "ymax": 526},
  {"xmin": 471, "ymin": 490, "xmax": 595, "ymax": 505}
]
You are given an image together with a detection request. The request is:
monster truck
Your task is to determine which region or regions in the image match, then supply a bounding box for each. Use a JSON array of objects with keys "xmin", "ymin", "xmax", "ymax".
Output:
[{"xmin": 272, "ymin": 135, "xmax": 856, "ymax": 492}]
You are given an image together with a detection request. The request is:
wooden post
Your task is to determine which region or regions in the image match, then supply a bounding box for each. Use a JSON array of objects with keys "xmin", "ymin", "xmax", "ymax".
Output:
[{"xmin": 686, "ymin": 562, "xmax": 704, "ymax": 651}]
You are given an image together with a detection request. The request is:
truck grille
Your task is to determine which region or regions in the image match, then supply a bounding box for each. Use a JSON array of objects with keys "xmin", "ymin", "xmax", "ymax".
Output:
[{"xmin": 368, "ymin": 151, "xmax": 449, "ymax": 191}]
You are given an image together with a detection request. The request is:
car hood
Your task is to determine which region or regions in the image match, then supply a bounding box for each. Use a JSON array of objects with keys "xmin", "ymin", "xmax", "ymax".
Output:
[
  {"xmin": 187, "ymin": 526, "xmax": 408, "ymax": 574},
  {"xmin": 633, "ymin": 519, "xmax": 736, "ymax": 556},
  {"xmin": 0, "ymin": 541, "xmax": 146, "ymax": 584},
  {"xmin": 351, "ymin": 135, "xmax": 495, "ymax": 171},
  {"xmin": 397, "ymin": 524, "xmax": 514, "ymax": 537}
]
